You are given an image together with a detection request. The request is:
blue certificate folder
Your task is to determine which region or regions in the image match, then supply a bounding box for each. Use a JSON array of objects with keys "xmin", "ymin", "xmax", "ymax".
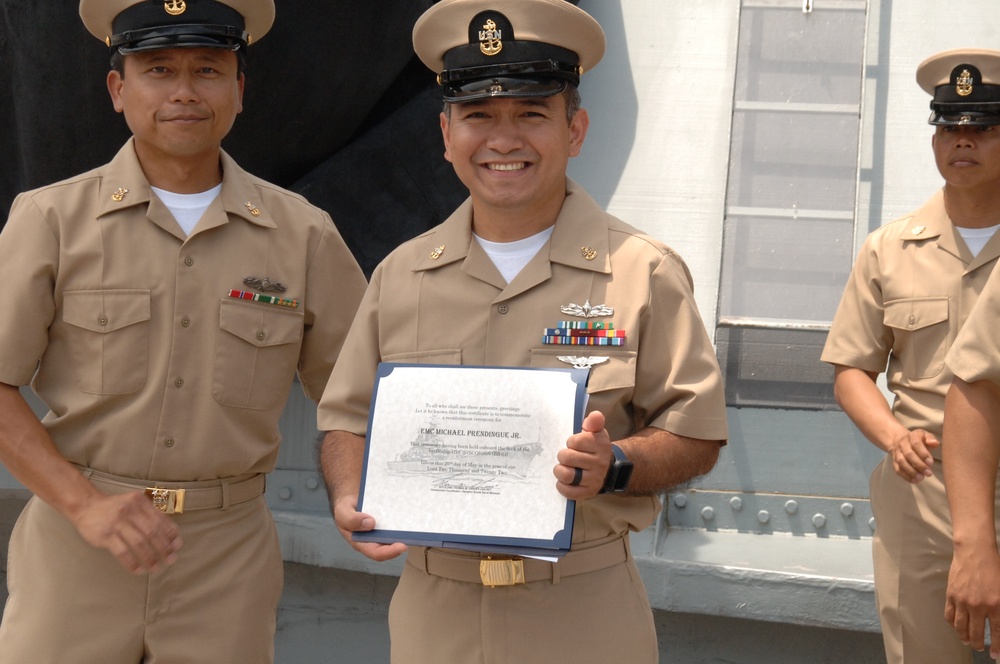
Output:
[{"xmin": 353, "ymin": 363, "xmax": 589, "ymax": 557}]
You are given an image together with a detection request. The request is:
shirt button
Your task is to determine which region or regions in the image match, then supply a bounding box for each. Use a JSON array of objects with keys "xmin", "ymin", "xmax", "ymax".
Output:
[
  {"xmin": 181, "ymin": 316, "xmax": 191, "ymax": 327},
  {"xmin": 184, "ymin": 256, "xmax": 194, "ymax": 267},
  {"xmin": 498, "ymin": 304, "xmax": 509, "ymax": 315},
  {"xmin": 164, "ymin": 439, "xmax": 175, "ymax": 448},
  {"xmin": 97, "ymin": 314, "xmax": 108, "ymax": 326},
  {"xmin": 174, "ymin": 378, "xmax": 184, "ymax": 388},
  {"xmin": 908, "ymin": 315, "xmax": 916, "ymax": 326},
  {"xmin": 256, "ymin": 330, "xmax": 266, "ymax": 340}
]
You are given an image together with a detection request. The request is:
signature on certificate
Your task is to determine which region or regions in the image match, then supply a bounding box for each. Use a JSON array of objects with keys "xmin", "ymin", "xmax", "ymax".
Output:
[{"xmin": 431, "ymin": 476, "xmax": 501, "ymax": 494}]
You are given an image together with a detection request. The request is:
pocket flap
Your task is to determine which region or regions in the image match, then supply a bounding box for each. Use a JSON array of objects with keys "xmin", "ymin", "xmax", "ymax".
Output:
[
  {"xmin": 219, "ymin": 300, "xmax": 303, "ymax": 348},
  {"xmin": 63, "ymin": 290, "xmax": 150, "ymax": 333},
  {"xmin": 529, "ymin": 348, "xmax": 637, "ymax": 392},
  {"xmin": 382, "ymin": 349, "xmax": 463, "ymax": 365},
  {"xmin": 884, "ymin": 297, "xmax": 948, "ymax": 332}
]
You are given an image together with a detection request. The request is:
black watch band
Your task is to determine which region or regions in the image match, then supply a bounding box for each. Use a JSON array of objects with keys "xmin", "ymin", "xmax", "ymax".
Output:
[{"xmin": 599, "ymin": 444, "xmax": 634, "ymax": 494}]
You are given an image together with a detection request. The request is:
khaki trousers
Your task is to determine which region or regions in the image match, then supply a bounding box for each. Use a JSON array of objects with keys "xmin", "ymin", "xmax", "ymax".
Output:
[
  {"xmin": 0, "ymin": 493, "xmax": 283, "ymax": 663},
  {"xmin": 870, "ymin": 456, "xmax": 974, "ymax": 664},
  {"xmin": 387, "ymin": 536, "xmax": 658, "ymax": 664}
]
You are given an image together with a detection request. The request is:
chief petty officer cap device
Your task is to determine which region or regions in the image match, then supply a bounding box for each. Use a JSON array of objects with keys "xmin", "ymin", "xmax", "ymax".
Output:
[
  {"xmin": 917, "ymin": 48, "xmax": 1000, "ymax": 126},
  {"xmin": 412, "ymin": 0, "xmax": 606, "ymax": 102},
  {"xmin": 79, "ymin": 0, "xmax": 275, "ymax": 53}
]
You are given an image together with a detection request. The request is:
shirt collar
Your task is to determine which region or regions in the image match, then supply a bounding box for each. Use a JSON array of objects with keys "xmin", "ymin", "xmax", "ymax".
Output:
[
  {"xmin": 96, "ymin": 138, "xmax": 276, "ymax": 230},
  {"xmin": 412, "ymin": 177, "xmax": 611, "ymax": 274}
]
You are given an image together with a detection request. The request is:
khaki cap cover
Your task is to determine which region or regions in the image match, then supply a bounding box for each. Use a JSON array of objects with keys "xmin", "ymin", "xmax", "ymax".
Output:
[
  {"xmin": 917, "ymin": 48, "xmax": 1000, "ymax": 94},
  {"xmin": 412, "ymin": 0, "xmax": 605, "ymax": 76},
  {"xmin": 80, "ymin": 0, "xmax": 275, "ymax": 46}
]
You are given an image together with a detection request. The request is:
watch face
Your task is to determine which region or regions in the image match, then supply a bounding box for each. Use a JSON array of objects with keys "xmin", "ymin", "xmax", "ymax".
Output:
[
  {"xmin": 614, "ymin": 460, "xmax": 634, "ymax": 492},
  {"xmin": 601, "ymin": 444, "xmax": 633, "ymax": 493}
]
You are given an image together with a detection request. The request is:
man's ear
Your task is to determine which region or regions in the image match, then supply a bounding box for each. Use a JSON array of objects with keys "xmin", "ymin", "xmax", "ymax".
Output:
[
  {"xmin": 107, "ymin": 69, "xmax": 125, "ymax": 114},
  {"xmin": 568, "ymin": 107, "xmax": 590, "ymax": 158},
  {"xmin": 236, "ymin": 71, "xmax": 245, "ymax": 115},
  {"xmin": 440, "ymin": 111, "xmax": 454, "ymax": 164}
]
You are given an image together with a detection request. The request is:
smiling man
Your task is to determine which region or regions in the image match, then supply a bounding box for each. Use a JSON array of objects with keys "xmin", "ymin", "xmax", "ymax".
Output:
[
  {"xmin": 822, "ymin": 48, "xmax": 1000, "ymax": 664},
  {"xmin": 317, "ymin": 1, "xmax": 728, "ymax": 662},
  {"xmin": 0, "ymin": 1, "xmax": 366, "ymax": 661}
]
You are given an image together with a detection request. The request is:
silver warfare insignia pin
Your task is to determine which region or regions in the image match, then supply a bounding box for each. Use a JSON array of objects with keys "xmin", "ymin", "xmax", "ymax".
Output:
[{"xmin": 560, "ymin": 300, "xmax": 614, "ymax": 318}]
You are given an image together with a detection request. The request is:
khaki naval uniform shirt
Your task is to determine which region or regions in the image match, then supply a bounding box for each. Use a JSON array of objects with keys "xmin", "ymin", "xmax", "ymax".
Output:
[
  {"xmin": 822, "ymin": 190, "xmax": 1000, "ymax": 451},
  {"xmin": 318, "ymin": 177, "xmax": 728, "ymax": 544},
  {"xmin": 822, "ymin": 190, "xmax": 1000, "ymax": 664},
  {"xmin": 0, "ymin": 139, "xmax": 366, "ymax": 663},
  {"xmin": 0, "ymin": 139, "xmax": 367, "ymax": 481},
  {"xmin": 947, "ymin": 265, "xmax": 1000, "ymax": 383}
]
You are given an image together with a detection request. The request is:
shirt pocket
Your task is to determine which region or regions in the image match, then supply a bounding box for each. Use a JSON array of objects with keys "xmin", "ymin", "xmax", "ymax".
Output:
[
  {"xmin": 529, "ymin": 347, "xmax": 638, "ymax": 400},
  {"xmin": 214, "ymin": 300, "xmax": 304, "ymax": 410},
  {"xmin": 62, "ymin": 289, "xmax": 150, "ymax": 395},
  {"xmin": 529, "ymin": 348, "xmax": 639, "ymax": 449},
  {"xmin": 884, "ymin": 297, "xmax": 950, "ymax": 379}
]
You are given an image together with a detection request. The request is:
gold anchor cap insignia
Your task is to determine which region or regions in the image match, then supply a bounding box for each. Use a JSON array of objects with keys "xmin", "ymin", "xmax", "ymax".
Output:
[
  {"xmin": 430, "ymin": 245, "xmax": 445, "ymax": 260},
  {"xmin": 111, "ymin": 187, "xmax": 129, "ymax": 202},
  {"xmin": 479, "ymin": 18, "xmax": 502, "ymax": 57},
  {"xmin": 956, "ymin": 68, "xmax": 974, "ymax": 97},
  {"xmin": 163, "ymin": 0, "xmax": 186, "ymax": 16}
]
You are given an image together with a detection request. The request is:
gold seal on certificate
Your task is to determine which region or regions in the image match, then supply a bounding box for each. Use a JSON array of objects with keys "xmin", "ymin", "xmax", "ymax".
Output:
[{"xmin": 353, "ymin": 363, "xmax": 589, "ymax": 556}]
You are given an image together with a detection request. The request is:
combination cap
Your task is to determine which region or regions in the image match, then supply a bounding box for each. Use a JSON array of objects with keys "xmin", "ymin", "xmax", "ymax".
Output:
[
  {"xmin": 412, "ymin": 0, "xmax": 605, "ymax": 102},
  {"xmin": 917, "ymin": 48, "xmax": 1000, "ymax": 126},
  {"xmin": 80, "ymin": 0, "xmax": 274, "ymax": 53}
]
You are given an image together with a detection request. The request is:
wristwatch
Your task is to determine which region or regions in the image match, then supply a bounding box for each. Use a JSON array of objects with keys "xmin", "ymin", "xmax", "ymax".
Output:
[{"xmin": 599, "ymin": 444, "xmax": 634, "ymax": 494}]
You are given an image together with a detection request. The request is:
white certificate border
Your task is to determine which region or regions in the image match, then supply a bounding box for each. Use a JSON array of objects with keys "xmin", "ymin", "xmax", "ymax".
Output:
[{"xmin": 354, "ymin": 363, "xmax": 588, "ymax": 555}]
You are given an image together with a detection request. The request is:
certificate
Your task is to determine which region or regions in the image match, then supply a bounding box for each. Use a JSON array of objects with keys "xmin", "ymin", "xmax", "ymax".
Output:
[{"xmin": 353, "ymin": 363, "xmax": 589, "ymax": 556}]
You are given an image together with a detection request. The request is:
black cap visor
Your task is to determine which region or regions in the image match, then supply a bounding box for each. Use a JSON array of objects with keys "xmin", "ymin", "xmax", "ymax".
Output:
[
  {"xmin": 444, "ymin": 75, "xmax": 569, "ymax": 102},
  {"xmin": 929, "ymin": 103, "xmax": 1000, "ymax": 126},
  {"xmin": 111, "ymin": 24, "xmax": 248, "ymax": 53},
  {"xmin": 441, "ymin": 59, "xmax": 578, "ymax": 102}
]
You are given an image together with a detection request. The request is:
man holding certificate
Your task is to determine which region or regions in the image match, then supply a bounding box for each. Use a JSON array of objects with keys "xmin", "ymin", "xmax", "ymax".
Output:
[{"xmin": 318, "ymin": 1, "xmax": 729, "ymax": 661}]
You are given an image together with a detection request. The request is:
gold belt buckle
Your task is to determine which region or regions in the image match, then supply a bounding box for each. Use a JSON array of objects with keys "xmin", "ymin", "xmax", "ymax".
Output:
[
  {"xmin": 145, "ymin": 487, "xmax": 185, "ymax": 514},
  {"xmin": 479, "ymin": 556, "xmax": 525, "ymax": 587}
]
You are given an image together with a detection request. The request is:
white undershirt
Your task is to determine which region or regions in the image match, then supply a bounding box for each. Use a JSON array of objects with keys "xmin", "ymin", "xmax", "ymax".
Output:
[
  {"xmin": 475, "ymin": 227, "xmax": 554, "ymax": 283},
  {"xmin": 957, "ymin": 223, "xmax": 1000, "ymax": 256},
  {"xmin": 152, "ymin": 184, "xmax": 222, "ymax": 236}
]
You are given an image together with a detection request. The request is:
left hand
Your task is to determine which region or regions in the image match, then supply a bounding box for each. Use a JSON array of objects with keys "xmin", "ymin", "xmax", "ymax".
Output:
[
  {"xmin": 887, "ymin": 428, "xmax": 938, "ymax": 483},
  {"xmin": 554, "ymin": 411, "xmax": 614, "ymax": 500},
  {"xmin": 945, "ymin": 544, "xmax": 1000, "ymax": 658}
]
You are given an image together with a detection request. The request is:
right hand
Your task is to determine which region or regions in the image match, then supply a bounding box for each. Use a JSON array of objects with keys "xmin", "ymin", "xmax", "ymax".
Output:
[
  {"xmin": 333, "ymin": 494, "xmax": 407, "ymax": 562},
  {"xmin": 888, "ymin": 428, "xmax": 939, "ymax": 483},
  {"xmin": 71, "ymin": 490, "xmax": 182, "ymax": 574}
]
